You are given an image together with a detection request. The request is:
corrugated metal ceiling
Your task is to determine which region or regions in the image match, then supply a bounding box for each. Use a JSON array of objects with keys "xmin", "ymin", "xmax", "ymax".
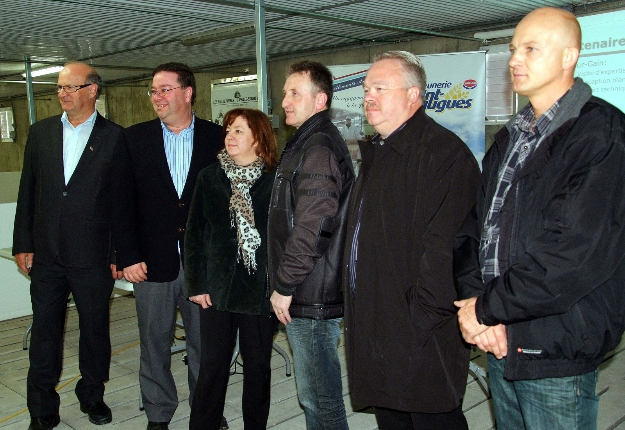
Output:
[{"xmin": 0, "ymin": 0, "xmax": 622, "ymax": 100}]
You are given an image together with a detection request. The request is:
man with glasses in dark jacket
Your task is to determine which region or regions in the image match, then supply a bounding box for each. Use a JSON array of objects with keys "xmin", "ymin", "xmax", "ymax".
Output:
[
  {"xmin": 13, "ymin": 62, "xmax": 124, "ymax": 430},
  {"xmin": 112, "ymin": 63, "xmax": 223, "ymax": 430},
  {"xmin": 343, "ymin": 51, "xmax": 479, "ymax": 430}
]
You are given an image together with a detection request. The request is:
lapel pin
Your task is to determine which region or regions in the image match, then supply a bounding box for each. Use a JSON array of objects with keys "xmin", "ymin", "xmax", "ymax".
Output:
[{"xmin": 89, "ymin": 146, "xmax": 93, "ymax": 151}]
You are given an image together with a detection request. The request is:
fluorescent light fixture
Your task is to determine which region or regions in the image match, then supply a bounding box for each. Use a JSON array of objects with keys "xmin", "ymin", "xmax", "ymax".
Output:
[
  {"xmin": 181, "ymin": 22, "xmax": 256, "ymax": 46},
  {"xmin": 22, "ymin": 65, "xmax": 63, "ymax": 78},
  {"xmin": 474, "ymin": 28, "xmax": 515, "ymax": 41}
]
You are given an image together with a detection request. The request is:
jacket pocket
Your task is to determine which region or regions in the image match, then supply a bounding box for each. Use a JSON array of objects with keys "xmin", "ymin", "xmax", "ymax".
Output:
[
  {"xmin": 406, "ymin": 284, "xmax": 450, "ymax": 341},
  {"xmin": 564, "ymin": 303, "xmax": 592, "ymax": 358},
  {"xmin": 314, "ymin": 215, "xmax": 335, "ymax": 254}
]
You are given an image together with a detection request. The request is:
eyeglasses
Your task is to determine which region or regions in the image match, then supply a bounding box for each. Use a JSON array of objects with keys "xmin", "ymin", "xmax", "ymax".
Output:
[
  {"xmin": 148, "ymin": 86, "xmax": 183, "ymax": 97},
  {"xmin": 56, "ymin": 84, "xmax": 92, "ymax": 93}
]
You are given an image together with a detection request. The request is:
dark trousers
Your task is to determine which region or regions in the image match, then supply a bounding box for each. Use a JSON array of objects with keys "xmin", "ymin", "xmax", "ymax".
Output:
[
  {"xmin": 189, "ymin": 307, "xmax": 278, "ymax": 430},
  {"xmin": 375, "ymin": 404, "xmax": 468, "ymax": 430},
  {"xmin": 27, "ymin": 262, "xmax": 114, "ymax": 417}
]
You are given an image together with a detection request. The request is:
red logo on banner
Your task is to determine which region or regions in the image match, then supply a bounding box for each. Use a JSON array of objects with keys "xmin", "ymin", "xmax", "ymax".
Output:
[{"xmin": 463, "ymin": 79, "xmax": 477, "ymax": 89}]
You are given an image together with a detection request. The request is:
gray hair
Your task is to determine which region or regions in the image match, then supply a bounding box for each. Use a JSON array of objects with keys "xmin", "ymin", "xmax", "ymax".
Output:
[
  {"xmin": 85, "ymin": 69, "xmax": 103, "ymax": 99},
  {"xmin": 373, "ymin": 51, "xmax": 426, "ymax": 103}
]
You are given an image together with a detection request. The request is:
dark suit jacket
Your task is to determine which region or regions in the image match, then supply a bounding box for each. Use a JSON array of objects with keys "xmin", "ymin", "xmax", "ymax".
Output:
[
  {"xmin": 113, "ymin": 117, "xmax": 222, "ymax": 283},
  {"xmin": 13, "ymin": 113, "xmax": 125, "ymax": 268}
]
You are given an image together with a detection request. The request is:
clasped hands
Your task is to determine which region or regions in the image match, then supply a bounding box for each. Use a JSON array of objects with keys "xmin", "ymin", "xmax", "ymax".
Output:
[{"xmin": 454, "ymin": 297, "xmax": 507, "ymax": 359}]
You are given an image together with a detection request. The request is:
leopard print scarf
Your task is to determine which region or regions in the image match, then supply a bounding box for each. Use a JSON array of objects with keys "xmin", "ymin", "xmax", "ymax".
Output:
[{"xmin": 218, "ymin": 149, "xmax": 264, "ymax": 273}]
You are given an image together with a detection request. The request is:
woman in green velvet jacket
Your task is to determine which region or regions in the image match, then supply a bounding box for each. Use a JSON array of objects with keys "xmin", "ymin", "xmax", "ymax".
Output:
[{"xmin": 185, "ymin": 108, "xmax": 278, "ymax": 430}]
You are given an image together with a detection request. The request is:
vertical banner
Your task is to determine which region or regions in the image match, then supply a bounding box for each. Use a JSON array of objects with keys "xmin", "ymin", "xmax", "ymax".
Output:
[
  {"xmin": 420, "ymin": 52, "xmax": 486, "ymax": 164},
  {"xmin": 329, "ymin": 66, "xmax": 368, "ymax": 164},
  {"xmin": 330, "ymin": 51, "xmax": 486, "ymax": 165},
  {"xmin": 211, "ymin": 75, "xmax": 258, "ymax": 125}
]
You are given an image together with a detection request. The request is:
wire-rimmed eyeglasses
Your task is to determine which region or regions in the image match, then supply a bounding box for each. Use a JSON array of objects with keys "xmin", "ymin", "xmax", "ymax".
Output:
[
  {"xmin": 56, "ymin": 84, "xmax": 92, "ymax": 93},
  {"xmin": 148, "ymin": 87, "xmax": 183, "ymax": 97}
]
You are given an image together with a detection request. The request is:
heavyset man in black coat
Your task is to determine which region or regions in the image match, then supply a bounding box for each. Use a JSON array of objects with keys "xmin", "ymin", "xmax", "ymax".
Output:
[
  {"xmin": 343, "ymin": 51, "xmax": 480, "ymax": 429},
  {"xmin": 13, "ymin": 62, "xmax": 124, "ymax": 430}
]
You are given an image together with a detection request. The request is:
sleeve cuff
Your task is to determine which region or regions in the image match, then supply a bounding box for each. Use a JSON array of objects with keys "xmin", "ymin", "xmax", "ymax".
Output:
[
  {"xmin": 476, "ymin": 295, "xmax": 497, "ymax": 326},
  {"xmin": 275, "ymin": 279, "xmax": 297, "ymax": 296}
]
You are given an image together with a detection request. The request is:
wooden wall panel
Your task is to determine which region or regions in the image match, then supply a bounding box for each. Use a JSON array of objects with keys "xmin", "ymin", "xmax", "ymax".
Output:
[{"xmin": 1, "ymin": 95, "xmax": 62, "ymax": 172}]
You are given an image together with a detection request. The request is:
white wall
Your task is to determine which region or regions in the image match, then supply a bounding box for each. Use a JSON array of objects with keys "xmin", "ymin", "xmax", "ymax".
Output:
[{"xmin": 0, "ymin": 202, "xmax": 32, "ymax": 321}]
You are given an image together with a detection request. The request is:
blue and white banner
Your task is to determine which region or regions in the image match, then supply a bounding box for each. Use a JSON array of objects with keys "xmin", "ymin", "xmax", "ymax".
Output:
[{"xmin": 330, "ymin": 51, "xmax": 486, "ymax": 164}]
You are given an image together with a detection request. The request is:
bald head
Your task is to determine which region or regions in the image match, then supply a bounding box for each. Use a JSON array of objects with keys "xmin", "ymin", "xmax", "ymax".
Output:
[
  {"xmin": 519, "ymin": 7, "xmax": 581, "ymax": 51},
  {"xmin": 63, "ymin": 62, "xmax": 103, "ymax": 98},
  {"xmin": 509, "ymin": 7, "xmax": 581, "ymax": 116},
  {"xmin": 57, "ymin": 62, "xmax": 101, "ymax": 124}
]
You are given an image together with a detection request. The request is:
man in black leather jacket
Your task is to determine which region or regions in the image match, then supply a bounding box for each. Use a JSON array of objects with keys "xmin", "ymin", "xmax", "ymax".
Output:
[
  {"xmin": 268, "ymin": 61, "xmax": 354, "ymax": 430},
  {"xmin": 455, "ymin": 7, "xmax": 625, "ymax": 429}
]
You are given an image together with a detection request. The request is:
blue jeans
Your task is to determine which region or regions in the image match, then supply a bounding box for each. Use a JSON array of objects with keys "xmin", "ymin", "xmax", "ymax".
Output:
[
  {"xmin": 488, "ymin": 354, "xmax": 599, "ymax": 430},
  {"xmin": 286, "ymin": 317, "xmax": 348, "ymax": 430}
]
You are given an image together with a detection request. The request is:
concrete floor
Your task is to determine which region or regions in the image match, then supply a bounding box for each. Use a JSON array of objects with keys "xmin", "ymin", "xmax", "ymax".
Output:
[{"xmin": 0, "ymin": 293, "xmax": 624, "ymax": 430}]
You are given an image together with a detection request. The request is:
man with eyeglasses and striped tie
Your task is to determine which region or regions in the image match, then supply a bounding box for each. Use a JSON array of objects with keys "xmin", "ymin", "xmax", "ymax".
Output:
[
  {"xmin": 111, "ymin": 63, "xmax": 223, "ymax": 430},
  {"xmin": 13, "ymin": 61, "xmax": 125, "ymax": 430}
]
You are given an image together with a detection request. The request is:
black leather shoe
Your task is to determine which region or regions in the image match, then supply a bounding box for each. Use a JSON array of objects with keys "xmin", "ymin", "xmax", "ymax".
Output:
[
  {"xmin": 80, "ymin": 401, "xmax": 112, "ymax": 425},
  {"xmin": 220, "ymin": 415, "xmax": 229, "ymax": 429},
  {"xmin": 28, "ymin": 414, "xmax": 60, "ymax": 430},
  {"xmin": 146, "ymin": 422, "xmax": 169, "ymax": 430}
]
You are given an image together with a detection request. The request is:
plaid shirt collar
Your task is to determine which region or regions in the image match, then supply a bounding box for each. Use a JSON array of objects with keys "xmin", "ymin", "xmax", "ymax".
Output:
[
  {"xmin": 480, "ymin": 99, "xmax": 561, "ymax": 283},
  {"xmin": 513, "ymin": 100, "xmax": 559, "ymax": 137}
]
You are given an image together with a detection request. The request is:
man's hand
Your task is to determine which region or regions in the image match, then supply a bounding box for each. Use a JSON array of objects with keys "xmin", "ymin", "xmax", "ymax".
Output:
[
  {"xmin": 454, "ymin": 297, "xmax": 489, "ymax": 343},
  {"xmin": 474, "ymin": 324, "xmax": 508, "ymax": 359},
  {"xmin": 270, "ymin": 291, "xmax": 293, "ymax": 325},
  {"xmin": 110, "ymin": 264, "xmax": 123, "ymax": 280},
  {"xmin": 189, "ymin": 294, "xmax": 212, "ymax": 309},
  {"xmin": 123, "ymin": 262, "xmax": 148, "ymax": 283},
  {"xmin": 15, "ymin": 252, "xmax": 34, "ymax": 274}
]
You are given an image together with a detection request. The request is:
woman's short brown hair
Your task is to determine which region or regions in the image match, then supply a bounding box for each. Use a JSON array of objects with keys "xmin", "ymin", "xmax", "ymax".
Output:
[{"xmin": 222, "ymin": 108, "xmax": 278, "ymax": 171}]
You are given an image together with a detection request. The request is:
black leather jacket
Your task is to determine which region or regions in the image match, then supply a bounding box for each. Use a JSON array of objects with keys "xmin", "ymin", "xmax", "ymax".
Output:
[{"xmin": 268, "ymin": 111, "xmax": 354, "ymax": 319}]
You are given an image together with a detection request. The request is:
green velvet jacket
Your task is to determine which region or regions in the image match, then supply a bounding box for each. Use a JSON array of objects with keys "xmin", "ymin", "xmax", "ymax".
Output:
[{"xmin": 184, "ymin": 162, "xmax": 275, "ymax": 315}]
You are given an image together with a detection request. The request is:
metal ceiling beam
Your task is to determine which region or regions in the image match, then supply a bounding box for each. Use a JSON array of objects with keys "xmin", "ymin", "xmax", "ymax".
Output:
[
  {"xmin": 197, "ymin": 0, "xmax": 480, "ymax": 41},
  {"xmin": 24, "ymin": 56, "xmax": 36, "ymax": 125},
  {"xmin": 0, "ymin": 59, "xmax": 155, "ymax": 81},
  {"xmin": 255, "ymin": 0, "xmax": 268, "ymax": 114}
]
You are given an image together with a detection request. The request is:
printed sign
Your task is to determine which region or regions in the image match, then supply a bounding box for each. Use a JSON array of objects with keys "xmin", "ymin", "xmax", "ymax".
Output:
[
  {"xmin": 330, "ymin": 51, "xmax": 486, "ymax": 165},
  {"xmin": 211, "ymin": 76, "xmax": 258, "ymax": 125}
]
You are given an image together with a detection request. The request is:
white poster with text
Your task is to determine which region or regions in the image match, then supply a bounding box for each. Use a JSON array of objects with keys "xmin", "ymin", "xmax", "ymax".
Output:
[{"xmin": 211, "ymin": 78, "xmax": 258, "ymax": 126}]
